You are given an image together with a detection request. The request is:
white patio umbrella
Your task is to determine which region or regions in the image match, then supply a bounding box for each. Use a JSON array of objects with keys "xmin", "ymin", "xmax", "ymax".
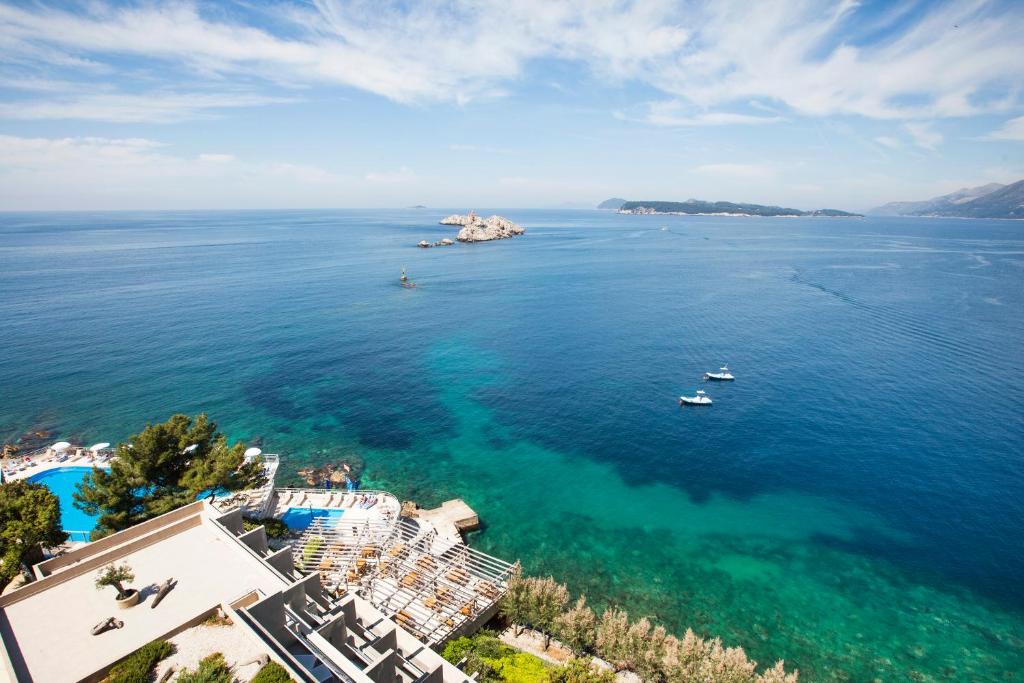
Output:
[
  {"xmin": 243, "ymin": 447, "xmax": 262, "ymax": 458},
  {"xmin": 51, "ymin": 441, "xmax": 71, "ymax": 452},
  {"xmin": 89, "ymin": 442, "xmax": 111, "ymax": 453}
]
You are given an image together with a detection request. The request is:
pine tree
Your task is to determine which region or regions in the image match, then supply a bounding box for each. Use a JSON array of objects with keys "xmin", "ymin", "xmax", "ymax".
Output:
[
  {"xmin": 0, "ymin": 480, "xmax": 68, "ymax": 588},
  {"xmin": 74, "ymin": 413, "xmax": 266, "ymax": 538}
]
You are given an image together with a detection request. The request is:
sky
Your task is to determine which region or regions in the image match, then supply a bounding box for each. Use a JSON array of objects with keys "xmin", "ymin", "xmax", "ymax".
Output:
[{"xmin": 1, "ymin": 0, "xmax": 1023, "ymax": 212}]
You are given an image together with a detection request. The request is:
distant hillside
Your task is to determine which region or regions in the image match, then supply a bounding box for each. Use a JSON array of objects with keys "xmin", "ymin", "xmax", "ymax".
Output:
[
  {"xmin": 619, "ymin": 199, "xmax": 861, "ymax": 217},
  {"xmin": 597, "ymin": 197, "xmax": 627, "ymax": 209},
  {"xmin": 870, "ymin": 183, "xmax": 1006, "ymax": 216}
]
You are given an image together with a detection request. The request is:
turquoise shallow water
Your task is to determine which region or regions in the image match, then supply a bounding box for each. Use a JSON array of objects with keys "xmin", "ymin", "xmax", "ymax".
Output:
[{"xmin": 1, "ymin": 210, "xmax": 1022, "ymax": 680}]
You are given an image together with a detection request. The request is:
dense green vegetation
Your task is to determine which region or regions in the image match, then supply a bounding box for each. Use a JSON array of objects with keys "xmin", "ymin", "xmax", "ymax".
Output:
[
  {"xmin": 251, "ymin": 661, "xmax": 295, "ymax": 683},
  {"xmin": 500, "ymin": 574, "xmax": 797, "ymax": 682},
  {"xmin": 443, "ymin": 632, "xmax": 550, "ymax": 683},
  {"xmin": 177, "ymin": 653, "xmax": 233, "ymax": 683},
  {"xmin": 0, "ymin": 479, "xmax": 68, "ymax": 589},
  {"xmin": 244, "ymin": 516, "xmax": 290, "ymax": 539},
  {"xmin": 74, "ymin": 413, "xmax": 267, "ymax": 538},
  {"xmin": 549, "ymin": 659, "xmax": 615, "ymax": 683},
  {"xmin": 105, "ymin": 640, "xmax": 174, "ymax": 683},
  {"xmin": 442, "ymin": 632, "xmax": 619, "ymax": 683},
  {"xmin": 619, "ymin": 200, "xmax": 860, "ymax": 217}
]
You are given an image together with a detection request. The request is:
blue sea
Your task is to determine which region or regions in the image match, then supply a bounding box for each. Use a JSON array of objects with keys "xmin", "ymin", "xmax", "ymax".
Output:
[{"xmin": 1, "ymin": 209, "xmax": 1022, "ymax": 680}]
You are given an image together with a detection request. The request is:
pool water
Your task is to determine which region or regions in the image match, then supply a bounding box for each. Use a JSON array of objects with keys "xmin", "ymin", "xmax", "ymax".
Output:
[
  {"xmin": 27, "ymin": 467, "xmax": 99, "ymax": 542},
  {"xmin": 280, "ymin": 507, "xmax": 345, "ymax": 531}
]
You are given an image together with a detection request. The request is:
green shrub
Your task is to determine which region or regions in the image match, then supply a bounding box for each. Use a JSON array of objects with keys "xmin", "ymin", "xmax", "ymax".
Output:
[
  {"xmin": 251, "ymin": 660, "xmax": 294, "ymax": 683},
  {"xmin": 550, "ymin": 659, "xmax": 616, "ymax": 683},
  {"xmin": 442, "ymin": 631, "xmax": 511, "ymax": 664},
  {"xmin": 176, "ymin": 653, "xmax": 232, "ymax": 683},
  {"xmin": 464, "ymin": 652, "xmax": 501, "ymax": 683},
  {"xmin": 491, "ymin": 652, "xmax": 550, "ymax": 683},
  {"xmin": 243, "ymin": 516, "xmax": 290, "ymax": 539},
  {"xmin": 106, "ymin": 640, "xmax": 174, "ymax": 683},
  {"xmin": 442, "ymin": 632, "xmax": 549, "ymax": 683}
]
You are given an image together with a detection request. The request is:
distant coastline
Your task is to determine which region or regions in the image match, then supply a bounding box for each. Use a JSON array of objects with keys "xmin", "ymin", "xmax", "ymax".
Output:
[{"xmin": 605, "ymin": 198, "xmax": 861, "ymax": 217}]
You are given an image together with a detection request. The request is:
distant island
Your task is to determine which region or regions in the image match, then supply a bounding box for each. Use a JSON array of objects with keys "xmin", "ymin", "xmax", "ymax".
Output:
[
  {"xmin": 869, "ymin": 179, "xmax": 1024, "ymax": 219},
  {"xmin": 440, "ymin": 211, "xmax": 525, "ymax": 242},
  {"xmin": 605, "ymin": 198, "xmax": 861, "ymax": 217},
  {"xmin": 597, "ymin": 197, "xmax": 627, "ymax": 210}
]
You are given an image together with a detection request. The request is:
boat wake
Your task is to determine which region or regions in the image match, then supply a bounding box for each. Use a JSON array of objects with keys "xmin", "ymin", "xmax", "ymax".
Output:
[{"xmin": 788, "ymin": 269, "xmax": 1011, "ymax": 383}]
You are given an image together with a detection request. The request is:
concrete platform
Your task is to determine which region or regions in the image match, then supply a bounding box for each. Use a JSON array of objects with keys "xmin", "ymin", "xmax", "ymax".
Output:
[{"xmin": 405, "ymin": 499, "xmax": 480, "ymax": 543}]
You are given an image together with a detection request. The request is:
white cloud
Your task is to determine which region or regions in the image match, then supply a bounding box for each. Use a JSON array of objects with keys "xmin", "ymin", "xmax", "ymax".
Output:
[
  {"xmin": 984, "ymin": 115, "xmax": 1024, "ymax": 141},
  {"xmin": 874, "ymin": 136, "xmax": 902, "ymax": 150},
  {"xmin": 0, "ymin": 0, "xmax": 1020, "ymax": 121},
  {"xmin": 904, "ymin": 122, "xmax": 943, "ymax": 151},
  {"xmin": 0, "ymin": 91, "xmax": 293, "ymax": 123},
  {"xmin": 636, "ymin": 101, "xmax": 783, "ymax": 127}
]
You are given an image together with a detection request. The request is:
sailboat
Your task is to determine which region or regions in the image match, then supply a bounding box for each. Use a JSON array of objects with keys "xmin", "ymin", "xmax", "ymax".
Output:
[{"xmin": 400, "ymin": 267, "xmax": 416, "ymax": 288}]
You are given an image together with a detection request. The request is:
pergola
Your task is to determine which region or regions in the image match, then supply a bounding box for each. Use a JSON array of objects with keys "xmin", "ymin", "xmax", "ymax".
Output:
[{"xmin": 293, "ymin": 516, "xmax": 515, "ymax": 645}]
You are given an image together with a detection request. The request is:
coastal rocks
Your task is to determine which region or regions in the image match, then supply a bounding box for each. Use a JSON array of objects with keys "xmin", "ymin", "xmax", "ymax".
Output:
[
  {"xmin": 417, "ymin": 238, "xmax": 455, "ymax": 248},
  {"xmin": 440, "ymin": 211, "xmax": 525, "ymax": 242},
  {"xmin": 296, "ymin": 456, "xmax": 363, "ymax": 488}
]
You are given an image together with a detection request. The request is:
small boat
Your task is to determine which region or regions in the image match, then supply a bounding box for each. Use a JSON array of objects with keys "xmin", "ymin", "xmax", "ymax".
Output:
[
  {"xmin": 417, "ymin": 240, "xmax": 432, "ymax": 248},
  {"xmin": 704, "ymin": 365, "xmax": 734, "ymax": 381},
  {"xmin": 679, "ymin": 390, "xmax": 712, "ymax": 406},
  {"xmin": 400, "ymin": 268, "xmax": 416, "ymax": 288}
]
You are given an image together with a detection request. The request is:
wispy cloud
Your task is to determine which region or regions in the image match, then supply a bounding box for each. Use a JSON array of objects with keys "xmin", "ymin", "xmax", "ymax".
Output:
[
  {"xmin": 0, "ymin": 90, "xmax": 294, "ymax": 123},
  {"xmin": 904, "ymin": 122, "xmax": 943, "ymax": 151},
  {"xmin": 874, "ymin": 136, "xmax": 902, "ymax": 150},
  {"xmin": 984, "ymin": 115, "xmax": 1024, "ymax": 141},
  {"xmin": 635, "ymin": 101, "xmax": 783, "ymax": 127},
  {"xmin": 0, "ymin": 0, "xmax": 1021, "ymax": 122}
]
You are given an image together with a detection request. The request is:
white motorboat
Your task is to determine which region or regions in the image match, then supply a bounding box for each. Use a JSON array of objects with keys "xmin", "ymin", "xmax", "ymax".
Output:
[
  {"xmin": 679, "ymin": 390, "xmax": 712, "ymax": 406},
  {"xmin": 704, "ymin": 365, "xmax": 735, "ymax": 381}
]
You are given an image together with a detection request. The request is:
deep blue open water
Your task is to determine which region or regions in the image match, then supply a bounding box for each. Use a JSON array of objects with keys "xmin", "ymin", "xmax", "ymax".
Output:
[{"xmin": 1, "ymin": 210, "xmax": 1022, "ymax": 680}]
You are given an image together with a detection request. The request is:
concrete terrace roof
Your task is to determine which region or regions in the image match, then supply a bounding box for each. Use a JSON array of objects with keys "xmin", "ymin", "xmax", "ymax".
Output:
[{"xmin": 0, "ymin": 502, "xmax": 286, "ymax": 683}]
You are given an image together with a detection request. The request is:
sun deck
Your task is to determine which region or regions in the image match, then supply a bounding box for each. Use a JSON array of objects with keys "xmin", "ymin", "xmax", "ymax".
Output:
[{"xmin": 0, "ymin": 503, "xmax": 287, "ymax": 683}]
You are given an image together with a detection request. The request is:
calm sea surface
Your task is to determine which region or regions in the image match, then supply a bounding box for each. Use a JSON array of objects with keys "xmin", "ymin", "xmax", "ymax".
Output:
[{"xmin": 1, "ymin": 210, "xmax": 1022, "ymax": 680}]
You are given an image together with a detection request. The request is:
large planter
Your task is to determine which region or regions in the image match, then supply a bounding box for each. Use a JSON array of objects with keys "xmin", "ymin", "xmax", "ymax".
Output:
[{"xmin": 116, "ymin": 589, "xmax": 139, "ymax": 609}]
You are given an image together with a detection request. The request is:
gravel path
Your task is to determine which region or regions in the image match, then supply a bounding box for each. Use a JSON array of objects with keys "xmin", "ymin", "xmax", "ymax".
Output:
[{"xmin": 154, "ymin": 620, "xmax": 270, "ymax": 682}]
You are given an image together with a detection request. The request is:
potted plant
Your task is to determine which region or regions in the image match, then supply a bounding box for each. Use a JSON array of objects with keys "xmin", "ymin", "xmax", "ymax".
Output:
[{"xmin": 95, "ymin": 562, "xmax": 139, "ymax": 608}]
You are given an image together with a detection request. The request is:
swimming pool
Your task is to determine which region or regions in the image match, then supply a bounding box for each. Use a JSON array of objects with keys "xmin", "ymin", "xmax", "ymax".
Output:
[
  {"xmin": 279, "ymin": 507, "xmax": 345, "ymax": 531},
  {"xmin": 27, "ymin": 467, "xmax": 99, "ymax": 542}
]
